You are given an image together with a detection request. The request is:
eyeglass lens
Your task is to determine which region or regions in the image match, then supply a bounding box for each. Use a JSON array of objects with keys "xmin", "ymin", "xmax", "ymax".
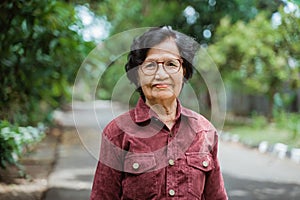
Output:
[{"xmin": 141, "ymin": 59, "xmax": 181, "ymax": 75}]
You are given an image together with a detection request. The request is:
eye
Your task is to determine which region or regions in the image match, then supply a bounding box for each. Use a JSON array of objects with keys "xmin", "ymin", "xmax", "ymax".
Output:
[
  {"xmin": 142, "ymin": 61, "xmax": 156, "ymax": 70},
  {"xmin": 165, "ymin": 60, "xmax": 180, "ymax": 68}
]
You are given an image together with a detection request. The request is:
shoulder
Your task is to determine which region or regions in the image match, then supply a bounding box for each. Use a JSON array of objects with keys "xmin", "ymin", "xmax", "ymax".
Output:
[
  {"xmin": 181, "ymin": 107, "xmax": 216, "ymax": 133},
  {"xmin": 181, "ymin": 107, "xmax": 220, "ymax": 153},
  {"xmin": 103, "ymin": 109, "xmax": 136, "ymax": 139}
]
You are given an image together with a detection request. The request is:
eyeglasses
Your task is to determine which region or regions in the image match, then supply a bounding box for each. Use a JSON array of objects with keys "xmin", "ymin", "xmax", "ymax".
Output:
[{"xmin": 140, "ymin": 59, "xmax": 182, "ymax": 76}]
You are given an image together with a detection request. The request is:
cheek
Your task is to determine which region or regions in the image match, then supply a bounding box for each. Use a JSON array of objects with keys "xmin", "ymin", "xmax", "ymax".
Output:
[
  {"xmin": 139, "ymin": 76, "xmax": 151, "ymax": 87},
  {"xmin": 138, "ymin": 71, "xmax": 152, "ymax": 91},
  {"xmin": 176, "ymin": 71, "xmax": 185, "ymax": 85},
  {"xmin": 138, "ymin": 70, "xmax": 154, "ymax": 85},
  {"xmin": 175, "ymin": 80, "xmax": 183, "ymax": 92},
  {"xmin": 174, "ymin": 74, "xmax": 184, "ymax": 92}
]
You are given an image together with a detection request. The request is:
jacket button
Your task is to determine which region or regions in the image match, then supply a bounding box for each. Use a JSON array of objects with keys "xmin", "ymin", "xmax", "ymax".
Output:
[
  {"xmin": 132, "ymin": 162, "xmax": 139, "ymax": 170},
  {"xmin": 169, "ymin": 189, "xmax": 175, "ymax": 196},
  {"xmin": 202, "ymin": 160, "xmax": 209, "ymax": 167},
  {"xmin": 168, "ymin": 159, "xmax": 175, "ymax": 166}
]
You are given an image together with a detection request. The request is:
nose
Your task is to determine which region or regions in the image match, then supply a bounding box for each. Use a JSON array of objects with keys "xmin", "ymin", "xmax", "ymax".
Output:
[{"xmin": 155, "ymin": 63, "xmax": 169, "ymax": 78}]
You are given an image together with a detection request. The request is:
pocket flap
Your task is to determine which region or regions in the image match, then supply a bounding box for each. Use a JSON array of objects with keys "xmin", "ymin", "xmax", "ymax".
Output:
[
  {"xmin": 186, "ymin": 153, "xmax": 214, "ymax": 172},
  {"xmin": 124, "ymin": 153, "xmax": 156, "ymax": 174}
]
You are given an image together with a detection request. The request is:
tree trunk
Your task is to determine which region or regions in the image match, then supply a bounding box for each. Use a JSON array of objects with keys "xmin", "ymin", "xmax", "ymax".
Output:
[{"xmin": 267, "ymin": 89, "xmax": 276, "ymax": 122}]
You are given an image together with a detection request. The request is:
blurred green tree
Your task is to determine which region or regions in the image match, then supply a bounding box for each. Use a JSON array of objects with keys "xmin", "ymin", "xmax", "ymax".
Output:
[
  {"xmin": 207, "ymin": 7, "xmax": 300, "ymax": 118},
  {"xmin": 89, "ymin": 0, "xmax": 284, "ymax": 43},
  {"xmin": 0, "ymin": 0, "xmax": 93, "ymax": 125}
]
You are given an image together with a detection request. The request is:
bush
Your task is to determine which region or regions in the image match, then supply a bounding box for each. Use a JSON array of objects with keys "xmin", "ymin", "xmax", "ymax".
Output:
[
  {"xmin": 250, "ymin": 112, "xmax": 268, "ymax": 129},
  {"xmin": 274, "ymin": 111, "xmax": 300, "ymax": 139},
  {"xmin": 0, "ymin": 121, "xmax": 46, "ymax": 170}
]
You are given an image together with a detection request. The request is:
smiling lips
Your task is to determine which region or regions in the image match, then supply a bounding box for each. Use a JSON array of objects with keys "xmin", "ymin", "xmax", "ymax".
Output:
[{"xmin": 153, "ymin": 83, "xmax": 170, "ymax": 88}]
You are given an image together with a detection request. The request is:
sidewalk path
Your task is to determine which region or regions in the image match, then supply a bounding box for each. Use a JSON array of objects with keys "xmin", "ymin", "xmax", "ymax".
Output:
[
  {"xmin": 44, "ymin": 101, "xmax": 300, "ymax": 200},
  {"xmin": 44, "ymin": 101, "xmax": 124, "ymax": 200}
]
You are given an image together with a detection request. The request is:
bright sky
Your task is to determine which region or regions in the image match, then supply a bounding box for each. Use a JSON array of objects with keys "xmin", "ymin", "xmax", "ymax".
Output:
[
  {"xmin": 272, "ymin": 0, "xmax": 299, "ymax": 27},
  {"xmin": 71, "ymin": 5, "xmax": 111, "ymax": 43}
]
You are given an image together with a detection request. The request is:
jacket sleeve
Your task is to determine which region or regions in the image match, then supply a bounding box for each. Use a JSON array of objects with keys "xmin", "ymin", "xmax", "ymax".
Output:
[
  {"xmin": 90, "ymin": 125, "xmax": 124, "ymax": 200},
  {"xmin": 90, "ymin": 161, "xmax": 122, "ymax": 200},
  {"xmin": 203, "ymin": 133, "xmax": 228, "ymax": 200}
]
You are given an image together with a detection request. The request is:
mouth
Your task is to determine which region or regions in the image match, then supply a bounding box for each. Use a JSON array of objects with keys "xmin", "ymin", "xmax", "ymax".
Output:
[{"xmin": 152, "ymin": 83, "xmax": 170, "ymax": 88}]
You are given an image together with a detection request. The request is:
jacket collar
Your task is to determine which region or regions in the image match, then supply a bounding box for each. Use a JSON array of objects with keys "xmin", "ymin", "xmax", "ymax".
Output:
[{"xmin": 133, "ymin": 97, "xmax": 198, "ymax": 123}]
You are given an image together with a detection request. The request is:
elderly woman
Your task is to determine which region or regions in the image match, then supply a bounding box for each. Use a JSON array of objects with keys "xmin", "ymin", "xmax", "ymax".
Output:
[{"xmin": 90, "ymin": 26, "xmax": 227, "ymax": 200}]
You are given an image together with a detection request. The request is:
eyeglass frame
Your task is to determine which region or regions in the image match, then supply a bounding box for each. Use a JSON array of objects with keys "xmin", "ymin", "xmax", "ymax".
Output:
[{"xmin": 139, "ymin": 58, "xmax": 183, "ymax": 76}]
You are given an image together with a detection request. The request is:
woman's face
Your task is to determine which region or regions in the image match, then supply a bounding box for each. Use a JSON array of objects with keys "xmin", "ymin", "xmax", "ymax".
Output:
[{"xmin": 138, "ymin": 38, "xmax": 184, "ymax": 104}]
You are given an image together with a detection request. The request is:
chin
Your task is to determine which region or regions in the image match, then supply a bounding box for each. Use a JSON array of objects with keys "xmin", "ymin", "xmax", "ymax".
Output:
[{"xmin": 153, "ymin": 92, "xmax": 176, "ymax": 101}]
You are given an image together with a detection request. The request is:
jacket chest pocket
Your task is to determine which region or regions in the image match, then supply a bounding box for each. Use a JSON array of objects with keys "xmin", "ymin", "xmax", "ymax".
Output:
[
  {"xmin": 122, "ymin": 153, "xmax": 158, "ymax": 199},
  {"xmin": 186, "ymin": 152, "xmax": 214, "ymax": 199}
]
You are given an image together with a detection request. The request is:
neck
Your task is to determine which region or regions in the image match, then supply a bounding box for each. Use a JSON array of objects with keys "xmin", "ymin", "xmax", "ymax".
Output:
[{"xmin": 146, "ymin": 98, "xmax": 177, "ymax": 122}]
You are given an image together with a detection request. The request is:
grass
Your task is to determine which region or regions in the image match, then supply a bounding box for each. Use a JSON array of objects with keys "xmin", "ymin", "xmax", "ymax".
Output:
[{"xmin": 224, "ymin": 124, "xmax": 300, "ymax": 148}]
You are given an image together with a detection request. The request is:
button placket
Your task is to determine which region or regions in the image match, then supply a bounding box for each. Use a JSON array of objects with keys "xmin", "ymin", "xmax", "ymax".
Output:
[{"xmin": 166, "ymin": 133, "xmax": 177, "ymax": 197}]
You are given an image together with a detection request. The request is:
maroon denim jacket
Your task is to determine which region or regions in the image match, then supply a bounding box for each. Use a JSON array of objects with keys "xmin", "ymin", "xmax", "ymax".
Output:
[{"xmin": 90, "ymin": 98, "xmax": 228, "ymax": 200}]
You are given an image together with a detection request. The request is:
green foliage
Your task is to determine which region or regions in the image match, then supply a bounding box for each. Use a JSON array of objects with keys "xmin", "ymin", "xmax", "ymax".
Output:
[
  {"xmin": 226, "ymin": 122, "xmax": 300, "ymax": 148},
  {"xmin": 0, "ymin": 120, "xmax": 45, "ymax": 170},
  {"xmin": 208, "ymin": 6, "xmax": 300, "ymax": 115},
  {"xmin": 274, "ymin": 111, "xmax": 300, "ymax": 139},
  {"xmin": 92, "ymin": 0, "xmax": 283, "ymax": 44},
  {"xmin": 250, "ymin": 112, "xmax": 268, "ymax": 129},
  {"xmin": 94, "ymin": 0, "xmax": 187, "ymax": 35},
  {"xmin": 97, "ymin": 55, "xmax": 127, "ymax": 100},
  {"xmin": 0, "ymin": 0, "xmax": 93, "ymax": 125},
  {"xmin": 274, "ymin": 92, "xmax": 297, "ymax": 112},
  {"xmin": 293, "ymin": 0, "xmax": 300, "ymax": 5}
]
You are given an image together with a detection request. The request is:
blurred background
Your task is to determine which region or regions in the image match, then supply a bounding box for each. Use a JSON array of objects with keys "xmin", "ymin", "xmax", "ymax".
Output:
[{"xmin": 1, "ymin": 0, "xmax": 300, "ymax": 199}]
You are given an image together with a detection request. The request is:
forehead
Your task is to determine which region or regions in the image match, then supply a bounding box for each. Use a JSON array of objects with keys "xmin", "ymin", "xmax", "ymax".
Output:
[{"xmin": 146, "ymin": 38, "xmax": 180, "ymax": 60}]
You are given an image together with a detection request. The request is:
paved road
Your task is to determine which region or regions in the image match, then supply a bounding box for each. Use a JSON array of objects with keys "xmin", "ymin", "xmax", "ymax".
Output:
[
  {"xmin": 44, "ymin": 101, "xmax": 300, "ymax": 200},
  {"xmin": 220, "ymin": 142, "xmax": 300, "ymax": 200}
]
